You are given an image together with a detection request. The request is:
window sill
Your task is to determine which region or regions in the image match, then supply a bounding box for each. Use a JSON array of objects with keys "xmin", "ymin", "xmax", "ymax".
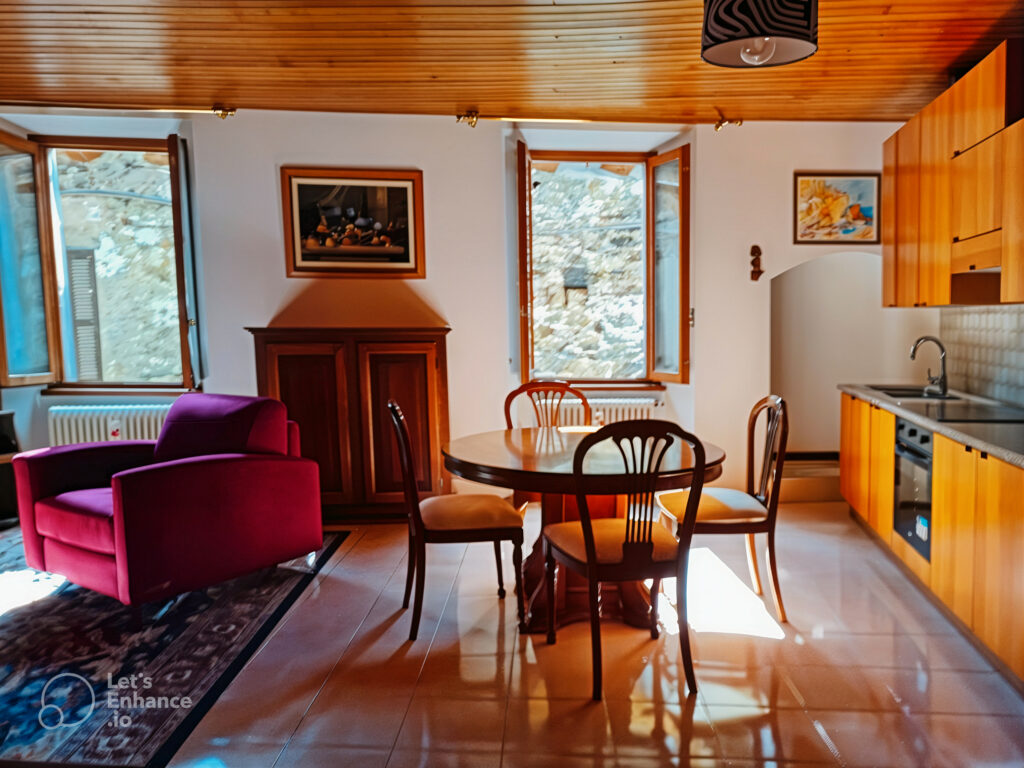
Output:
[
  {"xmin": 552, "ymin": 380, "xmax": 667, "ymax": 392},
  {"xmin": 42, "ymin": 386, "xmax": 195, "ymax": 397}
]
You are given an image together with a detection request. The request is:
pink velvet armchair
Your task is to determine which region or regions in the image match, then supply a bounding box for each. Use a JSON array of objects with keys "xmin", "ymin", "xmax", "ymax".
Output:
[{"xmin": 14, "ymin": 393, "xmax": 323, "ymax": 607}]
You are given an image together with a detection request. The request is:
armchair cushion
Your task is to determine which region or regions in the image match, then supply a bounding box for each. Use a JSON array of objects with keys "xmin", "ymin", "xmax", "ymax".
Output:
[
  {"xmin": 154, "ymin": 393, "xmax": 288, "ymax": 462},
  {"xmin": 35, "ymin": 488, "xmax": 115, "ymax": 555}
]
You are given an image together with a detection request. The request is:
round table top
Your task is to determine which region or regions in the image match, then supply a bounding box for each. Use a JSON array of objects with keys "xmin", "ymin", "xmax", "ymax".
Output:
[{"xmin": 443, "ymin": 427, "xmax": 725, "ymax": 495}]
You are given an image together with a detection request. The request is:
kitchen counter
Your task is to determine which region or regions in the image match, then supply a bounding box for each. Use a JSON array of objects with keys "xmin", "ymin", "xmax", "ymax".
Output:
[{"xmin": 838, "ymin": 384, "xmax": 1024, "ymax": 470}]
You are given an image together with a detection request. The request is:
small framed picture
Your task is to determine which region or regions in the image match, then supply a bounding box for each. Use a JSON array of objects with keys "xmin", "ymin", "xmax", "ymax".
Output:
[
  {"xmin": 281, "ymin": 167, "xmax": 425, "ymax": 278},
  {"xmin": 793, "ymin": 172, "xmax": 880, "ymax": 244}
]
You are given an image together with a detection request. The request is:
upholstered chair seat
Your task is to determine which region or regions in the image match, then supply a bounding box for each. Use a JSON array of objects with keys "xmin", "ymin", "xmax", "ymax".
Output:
[
  {"xmin": 658, "ymin": 487, "xmax": 770, "ymax": 526},
  {"xmin": 419, "ymin": 494, "xmax": 524, "ymax": 531},
  {"xmin": 544, "ymin": 518, "xmax": 680, "ymax": 564}
]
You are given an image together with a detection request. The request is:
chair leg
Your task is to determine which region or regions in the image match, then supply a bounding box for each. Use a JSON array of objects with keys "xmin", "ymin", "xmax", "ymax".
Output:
[
  {"xmin": 409, "ymin": 539, "xmax": 427, "ymax": 641},
  {"xmin": 493, "ymin": 540, "xmax": 506, "ymax": 599},
  {"xmin": 649, "ymin": 577, "xmax": 661, "ymax": 640},
  {"xmin": 588, "ymin": 573, "xmax": 603, "ymax": 701},
  {"xmin": 766, "ymin": 530, "xmax": 787, "ymax": 623},
  {"xmin": 676, "ymin": 565, "xmax": 697, "ymax": 695},
  {"xmin": 512, "ymin": 538, "xmax": 526, "ymax": 632},
  {"xmin": 545, "ymin": 542, "xmax": 557, "ymax": 645},
  {"xmin": 745, "ymin": 533, "xmax": 763, "ymax": 596},
  {"xmin": 402, "ymin": 531, "xmax": 416, "ymax": 609}
]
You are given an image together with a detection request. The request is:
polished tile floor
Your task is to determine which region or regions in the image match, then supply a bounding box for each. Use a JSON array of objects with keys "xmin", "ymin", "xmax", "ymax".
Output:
[{"xmin": 170, "ymin": 502, "xmax": 1024, "ymax": 767}]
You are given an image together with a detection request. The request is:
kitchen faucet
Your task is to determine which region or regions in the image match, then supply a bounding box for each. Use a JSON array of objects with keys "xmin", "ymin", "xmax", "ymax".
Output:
[{"xmin": 909, "ymin": 336, "xmax": 947, "ymax": 397}]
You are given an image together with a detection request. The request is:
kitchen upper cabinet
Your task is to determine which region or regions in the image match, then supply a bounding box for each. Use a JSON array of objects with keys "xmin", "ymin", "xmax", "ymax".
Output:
[
  {"xmin": 1003, "ymin": 119, "xmax": 1024, "ymax": 302},
  {"xmin": 881, "ymin": 135, "xmax": 898, "ymax": 307},
  {"xmin": 895, "ymin": 117, "xmax": 921, "ymax": 307},
  {"xmin": 931, "ymin": 434, "xmax": 977, "ymax": 627},
  {"xmin": 973, "ymin": 453, "xmax": 1024, "ymax": 680},
  {"xmin": 951, "ymin": 132, "xmax": 1003, "ymax": 244},
  {"xmin": 917, "ymin": 91, "xmax": 953, "ymax": 307},
  {"xmin": 950, "ymin": 40, "xmax": 1024, "ymax": 155},
  {"xmin": 250, "ymin": 326, "xmax": 451, "ymax": 520}
]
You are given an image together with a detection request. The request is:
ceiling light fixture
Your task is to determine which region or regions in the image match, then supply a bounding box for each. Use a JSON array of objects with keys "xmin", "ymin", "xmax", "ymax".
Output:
[{"xmin": 701, "ymin": 0, "xmax": 818, "ymax": 68}]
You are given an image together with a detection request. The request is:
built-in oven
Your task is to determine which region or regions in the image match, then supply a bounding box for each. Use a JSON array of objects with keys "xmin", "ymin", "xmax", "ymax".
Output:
[{"xmin": 894, "ymin": 418, "xmax": 932, "ymax": 561}]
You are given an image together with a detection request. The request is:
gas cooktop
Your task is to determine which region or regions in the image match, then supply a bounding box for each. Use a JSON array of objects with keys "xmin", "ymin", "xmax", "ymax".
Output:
[{"xmin": 897, "ymin": 400, "xmax": 1024, "ymax": 423}]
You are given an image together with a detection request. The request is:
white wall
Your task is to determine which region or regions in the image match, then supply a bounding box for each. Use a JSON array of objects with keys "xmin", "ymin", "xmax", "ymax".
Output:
[
  {"xmin": 691, "ymin": 121, "xmax": 915, "ymax": 485},
  {"xmin": 189, "ymin": 110, "xmax": 514, "ymax": 439},
  {"xmin": 770, "ymin": 251, "xmax": 940, "ymax": 452}
]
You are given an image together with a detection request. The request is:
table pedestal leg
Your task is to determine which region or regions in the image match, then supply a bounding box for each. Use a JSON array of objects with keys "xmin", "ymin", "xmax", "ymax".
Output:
[{"xmin": 520, "ymin": 493, "xmax": 653, "ymax": 633}]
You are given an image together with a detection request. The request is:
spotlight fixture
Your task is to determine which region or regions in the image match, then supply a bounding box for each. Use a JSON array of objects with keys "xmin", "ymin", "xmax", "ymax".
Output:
[
  {"xmin": 702, "ymin": 0, "xmax": 818, "ymax": 68},
  {"xmin": 455, "ymin": 111, "xmax": 480, "ymax": 127},
  {"xmin": 714, "ymin": 116, "xmax": 743, "ymax": 131}
]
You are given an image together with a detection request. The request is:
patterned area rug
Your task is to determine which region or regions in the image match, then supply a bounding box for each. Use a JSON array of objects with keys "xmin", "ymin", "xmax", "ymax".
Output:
[{"xmin": 0, "ymin": 528, "xmax": 343, "ymax": 767}]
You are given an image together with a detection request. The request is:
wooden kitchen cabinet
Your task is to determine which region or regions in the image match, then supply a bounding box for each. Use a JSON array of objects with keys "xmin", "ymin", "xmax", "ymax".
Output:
[
  {"xmin": 868, "ymin": 405, "xmax": 895, "ymax": 540},
  {"xmin": 250, "ymin": 326, "xmax": 451, "ymax": 519},
  {"xmin": 881, "ymin": 134, "xmax": 898, "ymax": 307},
  {"xmin": 895, "ymin": 117, "xmax": 921, "ymax": 307},
  {"xmin": 839, "ymin": 393, "xmax": 873, "ymax": 521},
  {"xmin": 917, "ymin": 91, "xmax": 952, "ymax": 307},
  {"xmin": 950, "ymin": 40, "xmax": 1024, "ymax": 155},
  {"xmin": 951, "ymin": 133, "xmax": 1002, "ymax": 244},
  {"xmin": 930, "ymin": 434, "xmax": 977, "ymax": 627},
  {"xmin": 973, "ymin": 453, "xmax": 1024, "ymax": 680},
  {"xmin": 1002, "ymin": 118, "xmax": 1024, "ymax": 302}
]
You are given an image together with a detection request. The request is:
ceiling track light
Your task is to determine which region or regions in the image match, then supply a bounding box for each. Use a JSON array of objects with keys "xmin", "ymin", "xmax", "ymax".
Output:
[
  {"xmin": 713, "ymin": 112, "xmax": 743, "ymax": 131},
  {"xmin": 455, "ymin": 111, "xmax": 480, "ymax": 127},
  {"xmin": 702, "ymin": 0, "xmax": 818, "ymax": 68}
]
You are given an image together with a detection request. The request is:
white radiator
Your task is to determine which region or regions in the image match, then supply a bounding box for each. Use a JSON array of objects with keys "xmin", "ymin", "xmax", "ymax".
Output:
[
  {"xmin": 561, "ymin": 397, "xmax": 663, "ymax": 426},
  {"xmin": 48, "ymin": 404, "xmax": 172, "ymax": 445}
]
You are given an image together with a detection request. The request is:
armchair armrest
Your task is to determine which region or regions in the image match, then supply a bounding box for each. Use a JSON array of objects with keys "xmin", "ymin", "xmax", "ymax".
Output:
[{"xmin": 110, "ymin": 453, "xmax": 322, "ymax": 605}]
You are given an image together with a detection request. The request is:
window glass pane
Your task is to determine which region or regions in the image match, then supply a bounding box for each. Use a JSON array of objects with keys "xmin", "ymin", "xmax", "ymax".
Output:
[
  {"xmin": 51, "ymin": 148, "xmax": 182, "ymax": 384},
  {"xmin": 0, "ymin": 144, "xmax": 50, "ymax": 377},
  {"xmin": 530, "ymin": 160, "xmax": 645, "ymax": 379},
  {"xmin": 652, "ymin": 158, "xmax": 681, "ymax": 374}
]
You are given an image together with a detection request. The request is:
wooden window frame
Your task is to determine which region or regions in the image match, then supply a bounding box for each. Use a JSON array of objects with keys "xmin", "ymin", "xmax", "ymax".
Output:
[
  {"xmin": 26, "ymin": 134, "xmax": 196, "ymax": 391},
  {"xmin": 517, "ymin": 146, "xmax": 691, "ymax": 386}
]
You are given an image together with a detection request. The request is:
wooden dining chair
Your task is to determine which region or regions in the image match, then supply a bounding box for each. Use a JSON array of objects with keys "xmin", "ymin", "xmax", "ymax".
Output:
[
  {"xmin": 387, "ymin": 400, "xmax": 527, "ymax": 641},
  {"xmin": 542, "ymin": 420, "xmax": 707, "ymax": 700},
  {"xmin": 503, "ymin": 380, "xmax": 592, "ymax": 428},
  {"xmin": 656, "ymin": 395, "xmax": 789, "ymax": 622}
]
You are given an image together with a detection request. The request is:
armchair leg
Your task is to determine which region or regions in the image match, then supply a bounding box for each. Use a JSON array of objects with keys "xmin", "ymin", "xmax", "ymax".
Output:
[
  {"xmin": 493, "ymin": 540, "xmax": 506, "ymax": 599},
  {"xmin": 402, "ymin": 532, "xmax": 416, "ymax": 610},
  {"xmin": 512, "ymin": 537, "xmax": 526, "ymax": 632},
  {"xmin": 409, "ymin": 539, "xmax": 427, "ymax": 642},
  {"xmin": 588, "ymin": 574, "xmax": 603, "ymax": 701},
  {"xmin": 745, "ymin": 533, "xmax": 763, "ymax": 596},
  {"xmin": 545, "ymin": 543, "xmax": 557, "ymax": 645},
  {"xmin": 766, "ymin": 530, "xmax": 787, "ymax": 623}
]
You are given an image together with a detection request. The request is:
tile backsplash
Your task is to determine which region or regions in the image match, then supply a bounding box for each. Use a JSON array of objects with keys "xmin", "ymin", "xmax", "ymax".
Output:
[{"xmin": 941, "ymin": 305, "xmax": 1024, "ymax": 407}]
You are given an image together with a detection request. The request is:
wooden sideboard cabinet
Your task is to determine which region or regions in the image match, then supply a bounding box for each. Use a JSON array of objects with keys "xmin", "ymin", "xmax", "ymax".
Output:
[{"xmin": 248, "ymin": 326, "xmax": 451, "ymax": 517}]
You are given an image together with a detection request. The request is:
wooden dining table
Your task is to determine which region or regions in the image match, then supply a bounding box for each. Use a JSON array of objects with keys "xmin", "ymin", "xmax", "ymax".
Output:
[{"xmin": 442, "ymin": 426, "xmax": 726, "ymax": 633}]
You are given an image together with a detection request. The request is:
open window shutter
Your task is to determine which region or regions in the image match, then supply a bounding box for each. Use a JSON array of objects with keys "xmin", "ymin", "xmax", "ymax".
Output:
[
  {"xmin": 167, "ymin": 134, "xmax": 203, "ymax": 386},
  {"xmin": 66, "ymin": 248, "xmax": 102, "ymax": 380},
  {"xmin": 646, "ymin": 145, "xmax": 691, "ymax": 384},
  {"xmin": 0, "ymin": 128, "xmax": 60, "ymax": 386},
  {"xmin": 517, "ymin": 139, "xmax": 534, "ymax": 381}
]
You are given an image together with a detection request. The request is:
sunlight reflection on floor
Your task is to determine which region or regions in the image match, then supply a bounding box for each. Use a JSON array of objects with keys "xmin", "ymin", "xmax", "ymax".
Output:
[
  {"xmin": 654, "ymin": 546, "xmax": 786, "ymax": 640},
  {"xmin": 0, "ymin": 568, "xmax": 67, "ymax": 618}
]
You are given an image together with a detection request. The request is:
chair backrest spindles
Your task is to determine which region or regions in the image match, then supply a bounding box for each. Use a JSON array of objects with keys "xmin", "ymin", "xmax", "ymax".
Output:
[
  {"xmin": 504, "ymin": 380, "xmax": 592, "ymax": 428},
  {"xmin": 574, "ymin": 420, "xmax": 706, "ymax": 565}
]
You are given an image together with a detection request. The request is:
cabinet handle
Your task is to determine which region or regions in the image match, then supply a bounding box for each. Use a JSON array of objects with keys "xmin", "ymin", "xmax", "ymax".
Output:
[
  {"xmin": 953, "ymin": 236, "xmax": 960, "ymax": 243},
  {"xmin": 966, "ymin": 445, "xmax": 972, "ymax": 453},
  {"xmin": 969, "ymin": 264, "xmax": 976, "ymax": 270},
  {"xmin": 980, "ymin": 451, "xmax": 988, "ymax": 460}
]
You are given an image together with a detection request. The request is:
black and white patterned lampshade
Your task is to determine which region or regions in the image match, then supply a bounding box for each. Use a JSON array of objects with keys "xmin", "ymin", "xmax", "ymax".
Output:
[{"xmin": 701, "ymin": 0, "xmax": 818, "ymax": 68}]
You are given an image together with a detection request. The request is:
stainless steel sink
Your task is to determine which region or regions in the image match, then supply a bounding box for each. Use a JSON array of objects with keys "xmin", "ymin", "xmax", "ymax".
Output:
[{"xmin": 867, "ymin": 385, "xmax": 960, "ymax": 401}]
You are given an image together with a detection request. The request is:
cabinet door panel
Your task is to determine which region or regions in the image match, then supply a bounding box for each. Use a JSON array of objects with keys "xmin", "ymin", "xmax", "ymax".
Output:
[
  {"xmin": 931, "ymin": 435, "xmax": 976, "ymax": 626},
  {"xmin": 974, "ymin": 455, "xmax": 1024, "ymax": 679},
  {"xmin": 868, "ymin": 406, "xmax": 895, "ymax": 540},
  {"xmin": 839, "ymin": 393, "xmax": 853, "ymax": 502},
  {"xmin": 895, "ymin": 119, "xmax": 921, "ymax": 307},
  {"xmin": 1003, "ymin": 119, "xmax": 1024, "ymax": 303},
  {"xmin": 848, "ymin": 397, "xmax": 872, "ymax": 519},
  {"xmin": 917, "ymin": 92, "xmax": 952, "ymax": 307},
  {"xmin": 267, "ymin": 343, "xmax": 353, "ymax": 505},
  {"xmin": 951, "ymin": 42, "xmax": 1007, "ymax": 154},
  {"xmin": 881, "ymin": 135, "xmax": 898, "ymax": 307},
  {"xmin": 360, "ymin": 342, "xmax": 439, "ymax": 502},
  {"xmin": 951, "ymin": 134, "xmax": 1002, "ymax": 244}
]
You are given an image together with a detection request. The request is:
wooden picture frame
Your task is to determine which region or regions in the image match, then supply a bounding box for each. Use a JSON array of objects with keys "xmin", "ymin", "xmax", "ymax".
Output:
[
  {"xmin": 793, "ymin": 171, "xmax": 880, "ymax": 244},
  {"xmin": 281, "ymin": 167, "xmax": 425, "ymax": 278}
]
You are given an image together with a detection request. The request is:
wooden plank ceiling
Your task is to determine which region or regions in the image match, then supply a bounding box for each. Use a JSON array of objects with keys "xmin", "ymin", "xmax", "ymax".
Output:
[{"xmin": 1, "ymin": 1, "xmax": 1023, "ymax": 123}]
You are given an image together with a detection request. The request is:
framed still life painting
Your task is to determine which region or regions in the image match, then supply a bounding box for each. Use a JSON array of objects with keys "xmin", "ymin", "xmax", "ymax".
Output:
[
  {"xmin": 793, "ymin": 172, "xmax": 880, "ymax": 244},
  {"xmin": 281, "ymin": 167, "xmax": 425, "ymax": 278}
]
